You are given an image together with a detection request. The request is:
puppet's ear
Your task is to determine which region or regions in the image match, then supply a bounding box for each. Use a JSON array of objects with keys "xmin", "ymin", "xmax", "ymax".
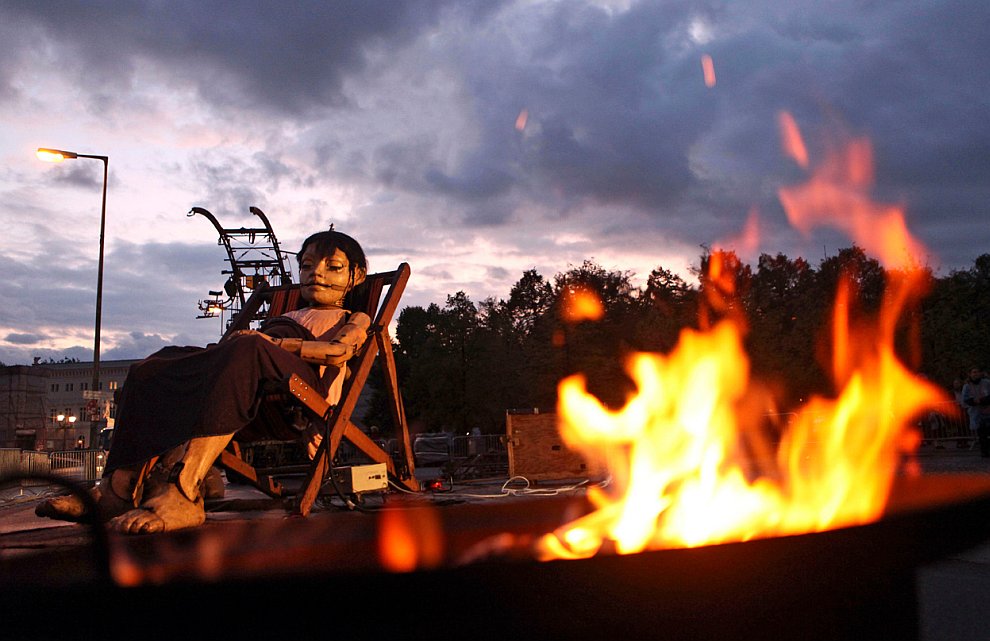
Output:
[{"xmin": 352, "ymin": 266, "xmax": 368, "ymax": 288}]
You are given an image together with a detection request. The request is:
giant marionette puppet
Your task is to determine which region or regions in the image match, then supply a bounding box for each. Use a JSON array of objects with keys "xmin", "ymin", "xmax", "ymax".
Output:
[{"xmin": 37, "ymin": 229, "xmax": 371, "ymax": 534}]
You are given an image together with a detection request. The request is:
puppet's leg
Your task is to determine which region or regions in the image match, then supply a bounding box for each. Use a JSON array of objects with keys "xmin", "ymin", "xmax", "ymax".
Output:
[
  {"xmin": 111, "ymin": 434, "xmax": 233, "ymax": 534},
  {"xmin": 203, "ymin": 465, "xmax": 226, "ymax": 499}
]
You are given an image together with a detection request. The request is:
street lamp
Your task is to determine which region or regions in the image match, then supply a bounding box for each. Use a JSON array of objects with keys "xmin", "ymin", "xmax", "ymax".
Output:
[
  {"xmin": 54, "ymin": 413, "xmax": 65, "ymax": 449},
  {"xmin": 52, "ymin": 414, "xmax": 77, "ymax": 451},
  {"xmin": 38, "ymin": 147, "xmax": 108, "ymax": 449}
]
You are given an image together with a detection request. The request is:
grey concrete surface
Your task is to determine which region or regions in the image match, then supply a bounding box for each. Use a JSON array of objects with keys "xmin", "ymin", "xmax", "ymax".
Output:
[{"xmin": 913, "ymin": 449, "xmax": 990, "ymax": 641}]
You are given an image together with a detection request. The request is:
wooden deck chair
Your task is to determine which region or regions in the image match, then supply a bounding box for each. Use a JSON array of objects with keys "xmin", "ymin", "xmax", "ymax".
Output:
[{"xmin": 216, "ymin": 263, "xmax": 419, "ymax": 516}]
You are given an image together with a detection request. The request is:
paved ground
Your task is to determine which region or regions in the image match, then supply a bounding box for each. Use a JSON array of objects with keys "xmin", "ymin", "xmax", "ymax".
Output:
[
  {"xmin": 1, "ymin": 450, "xmax": 989, "ymax": 640},
  {"xmin": 909, "ymin": 448, "xmax": 990, "ymax": 641}
]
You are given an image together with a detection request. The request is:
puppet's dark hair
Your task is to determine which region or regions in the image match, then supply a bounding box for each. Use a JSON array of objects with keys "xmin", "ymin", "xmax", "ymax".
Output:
[{"xmin": 299, "ymin": 230, "xmax": 368, "ymax": 278}]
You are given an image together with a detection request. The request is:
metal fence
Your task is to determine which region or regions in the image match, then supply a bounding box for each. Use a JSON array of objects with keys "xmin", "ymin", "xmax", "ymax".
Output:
[
  {"xmin": 916, "ymin": 401, "xmax": 974, "ymax": 449},
  {"xmin": 0, "ymin": 404, "xmax": 971, "ymax": 491},
  {"xmin": 0, "ymin": 448, "xmax": 104, "ymax": 486},
  {"xmin": 450, "ymin": 435, "xmax": 506, "ymax": 459}
]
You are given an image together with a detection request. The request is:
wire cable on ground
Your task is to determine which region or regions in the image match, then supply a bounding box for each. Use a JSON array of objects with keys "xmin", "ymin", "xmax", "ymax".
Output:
[{"xmin": 438, "ymin": 475, "xmax": 608, "ymax": 499}]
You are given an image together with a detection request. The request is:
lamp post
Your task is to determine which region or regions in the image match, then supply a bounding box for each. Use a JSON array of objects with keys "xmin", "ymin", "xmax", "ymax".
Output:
[
  {"xmin": 54, "ymin": 414, "xmax": 64, "ymax": 450},
  {"xmin": 52, "ymin": 414, "xmax": 77, "ymax": 451},
  {"xmin": 37, "ymin": 147, "xmax": 108, "ymax": 449}
]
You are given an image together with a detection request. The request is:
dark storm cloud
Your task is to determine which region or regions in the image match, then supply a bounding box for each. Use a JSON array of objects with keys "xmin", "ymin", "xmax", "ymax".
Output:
[
  {"xmin": 355, "ymin": 1, "xmax": 717, "ymax": 227},
  {"xmin": 0, "ymin": 0, "xmax": 499, "ymax": 116},
  {"xmin": 0, "ymin": 241, "xmax": 100, "ymax": 330},
  {"xmin": 486, "ymin": 266, "xmax": 510, "ymax": 281},
  {"xmin": 47, "ymin": 163, "xmax": 104, "ymax": 190},
  {"xmin": 368, "ymin": 0, "xmax": 987, "ymax": 267},
  {"xmin": 0, "ymin": 234, "xmax": 233, "ymax": 364},
  {"xmin": 105, "ymin": 240, "xmax": 234, "ymax": 331},
  {"xmin": 186, "ymin": 156, "xmax": 270, "ymax": 216},
  {"xmin": 1, "ymin": 0, "xmax": 986, "ymax": 301},
  {"xmin": 4, "ymin": 332, "xmax": 43, "ymax": 344},
  {"xmin": 515, "ymin": 2, "xmax": 709, "ymax": 207},
  {"xmin": 103, "ymin": 331, "xmax": 176, "ymax": 359},
  {"xmin": 8, "ymin": 0, "xmax": 985, "ymax": 253}
]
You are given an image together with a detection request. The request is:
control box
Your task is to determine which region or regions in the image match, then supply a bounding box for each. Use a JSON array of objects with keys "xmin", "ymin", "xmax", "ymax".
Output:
[{"xmin": 329, "ymin": 463, "xmax": 389, "ymax": 495}]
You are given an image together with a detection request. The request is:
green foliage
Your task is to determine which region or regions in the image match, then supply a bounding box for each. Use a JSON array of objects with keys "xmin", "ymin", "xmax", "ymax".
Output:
[{"xmin": 362, "ymin": 248, "xmax": 985, "ymax": 435}]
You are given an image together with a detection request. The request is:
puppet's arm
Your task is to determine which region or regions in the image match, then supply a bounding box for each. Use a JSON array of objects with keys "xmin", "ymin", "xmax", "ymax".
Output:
[{"xmin": 261, "ymin": 312, "xmax": 372, "ymax": 366}]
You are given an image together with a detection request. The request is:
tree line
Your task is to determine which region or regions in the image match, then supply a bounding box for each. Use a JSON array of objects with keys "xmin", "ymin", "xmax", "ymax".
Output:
[{"xmin": 364, "ymin": 247, "xmax": 990, "ymax": 436}]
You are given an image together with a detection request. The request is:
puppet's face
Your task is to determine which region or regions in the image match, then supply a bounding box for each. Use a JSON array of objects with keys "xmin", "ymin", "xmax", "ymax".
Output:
[{"xmin": 299, "ymin": 246, "xmax": 363, "ymax": 307}]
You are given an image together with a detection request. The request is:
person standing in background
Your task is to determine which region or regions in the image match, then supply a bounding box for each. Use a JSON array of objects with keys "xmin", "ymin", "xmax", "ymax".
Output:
[{"xmin": 962, "ymin": 367, "xmax": 990, "ymax": 457}]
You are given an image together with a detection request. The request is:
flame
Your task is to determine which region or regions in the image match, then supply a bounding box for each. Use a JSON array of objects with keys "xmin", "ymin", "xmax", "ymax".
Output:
[
  {"xmin": 777, "ymin": 116, "xmax": 923, "ymax": 271},
  {"xmin": 377, "ymin": 506, "xmax": 444, "ymax": 572},
  {"xmin": 712, "ymin": 206, "xmax": 761, "ymax": 258},
  {"xmin": 539, "ymin": 122, "xmax": 945, "ymax": 558},
  {"xmin": 701, "ymin": 54, "xmax": 716, "ymax": 88},
  {"xmin": 778, "ymin": 111, "xmax": 808, "ymax": 169},
  {"xmin": 515, "ymin": 108, "xmax": 529, "ymax": 131},
  {"xmin": 561, "ymin": 286, "xmax": 605, "ymax": 323}
]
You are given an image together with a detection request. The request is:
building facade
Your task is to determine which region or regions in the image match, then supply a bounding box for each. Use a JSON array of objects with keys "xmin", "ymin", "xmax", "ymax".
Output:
[
  {"xmin": 0, "ymin": 359, "xmax": 138, "ymax": 451},
  {"xmin": 0, "ymin": 365, "xmax": 48, "ymax": 450}
]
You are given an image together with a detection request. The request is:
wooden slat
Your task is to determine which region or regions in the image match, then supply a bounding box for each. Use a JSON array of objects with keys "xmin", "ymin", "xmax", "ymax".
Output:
[
  {"xmin": 294, "ymin": 332, "xmax": 382, "ymax": 515},
  {"xmin": 219, "ymin": 450, "xmax": 284, "ymax": 497}
]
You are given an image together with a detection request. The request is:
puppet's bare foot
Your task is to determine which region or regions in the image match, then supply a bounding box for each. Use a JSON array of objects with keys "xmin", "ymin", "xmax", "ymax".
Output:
[
  {"xmin": 110, "ymin": 485, "xmax": 204, "ymax": 534},
  {"xmin": 110, "ymin": 435, "xmax": 231, "ymax": 535},
  {"xmin": 35, "ymin": 489, "xmax": 97, "ymax": 522},
  {"xmin": 35, "ymin": 472, "xmax": 136, "ymax": 523}
]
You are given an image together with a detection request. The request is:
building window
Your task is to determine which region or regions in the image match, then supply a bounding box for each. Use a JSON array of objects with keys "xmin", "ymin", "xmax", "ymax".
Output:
[
  {"xmin": 66, "ymin": 383, "xmax": 74, "ymax": 392},
  {"xmin": 109, "ymin": 380, "xmax": 118, "ymax": 390},
  {"xmin": 81, "ymin": 382, "xmax": 88, "ymax": 391},
  {"xmin": 98, "ymin": 381, "xmax": 103, "ymax": 390},
  {"xmin": 51, "ymin": 383, "xmax": 59, "ymax": 392}
]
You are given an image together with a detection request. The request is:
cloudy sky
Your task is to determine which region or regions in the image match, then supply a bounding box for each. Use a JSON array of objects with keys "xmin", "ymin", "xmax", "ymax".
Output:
[{"xmin": 0, "ymin": 0, "xmax": 986, "ymax": 365}]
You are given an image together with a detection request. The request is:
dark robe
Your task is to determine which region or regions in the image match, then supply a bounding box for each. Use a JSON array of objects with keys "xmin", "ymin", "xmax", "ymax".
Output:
[{"xmin": 104, "ymin": 317, "xmax": 329, "ymax": 472}]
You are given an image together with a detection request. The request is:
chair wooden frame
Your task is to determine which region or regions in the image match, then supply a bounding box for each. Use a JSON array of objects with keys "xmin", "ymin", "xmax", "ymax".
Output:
[{"xmin": 216, "ymin": 263, "xmax": 418, "ymax": 516}]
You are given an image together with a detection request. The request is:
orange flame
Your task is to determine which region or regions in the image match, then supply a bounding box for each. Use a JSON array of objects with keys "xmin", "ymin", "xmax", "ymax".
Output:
[
  {"xmin": 701, "ymin": 54, "xmax": 716, "ymax": 88},
  {"xmin": 561, "ymin": 286, "xmax": 605, "ymax": 323},
  {"xmin": 515, "ymin": 108, "xmax": 529, "ymax": 132},
  {"xmin": 539, "ymin": 123, "xmax": 944, "ymax": 558},
  {"xmin": 778, "ymin": 119, "xmax": 924, "ymax": 271},
  {"xmin": 712, "ymin": 206, "xmax": 761, "ymax": 258},
  {"xmin": 778, "ymin": 111, "xmax": 809, "ymax": 169},
  {"xmin": 377, "ymin": 506, "xmax": 445, "ymax": 572}
]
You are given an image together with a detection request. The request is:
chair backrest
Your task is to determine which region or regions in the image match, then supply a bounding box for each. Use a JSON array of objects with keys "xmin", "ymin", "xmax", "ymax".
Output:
[
  {"xmin": 216, "ymin": 263, "xmax": 418, "ymax": 506},
  {"xmin": 221, "ymin": 264, "xmax": 407, "ymax": 341}
]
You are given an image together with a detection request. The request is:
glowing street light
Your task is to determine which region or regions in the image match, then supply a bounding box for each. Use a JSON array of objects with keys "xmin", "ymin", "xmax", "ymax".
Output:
[
  {"xmin": 52, "ymin": 414, "xmax": 78, "ymax": 451},
  {"xmin": 38, "ymin": 147, "xmax": 109, "ymax": 449}
]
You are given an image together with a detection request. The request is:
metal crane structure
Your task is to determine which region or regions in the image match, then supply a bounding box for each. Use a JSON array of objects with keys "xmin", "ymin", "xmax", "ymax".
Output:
[{"xmin": 188, "ymin": 206, "xmax": 294, "ymax": 335}]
